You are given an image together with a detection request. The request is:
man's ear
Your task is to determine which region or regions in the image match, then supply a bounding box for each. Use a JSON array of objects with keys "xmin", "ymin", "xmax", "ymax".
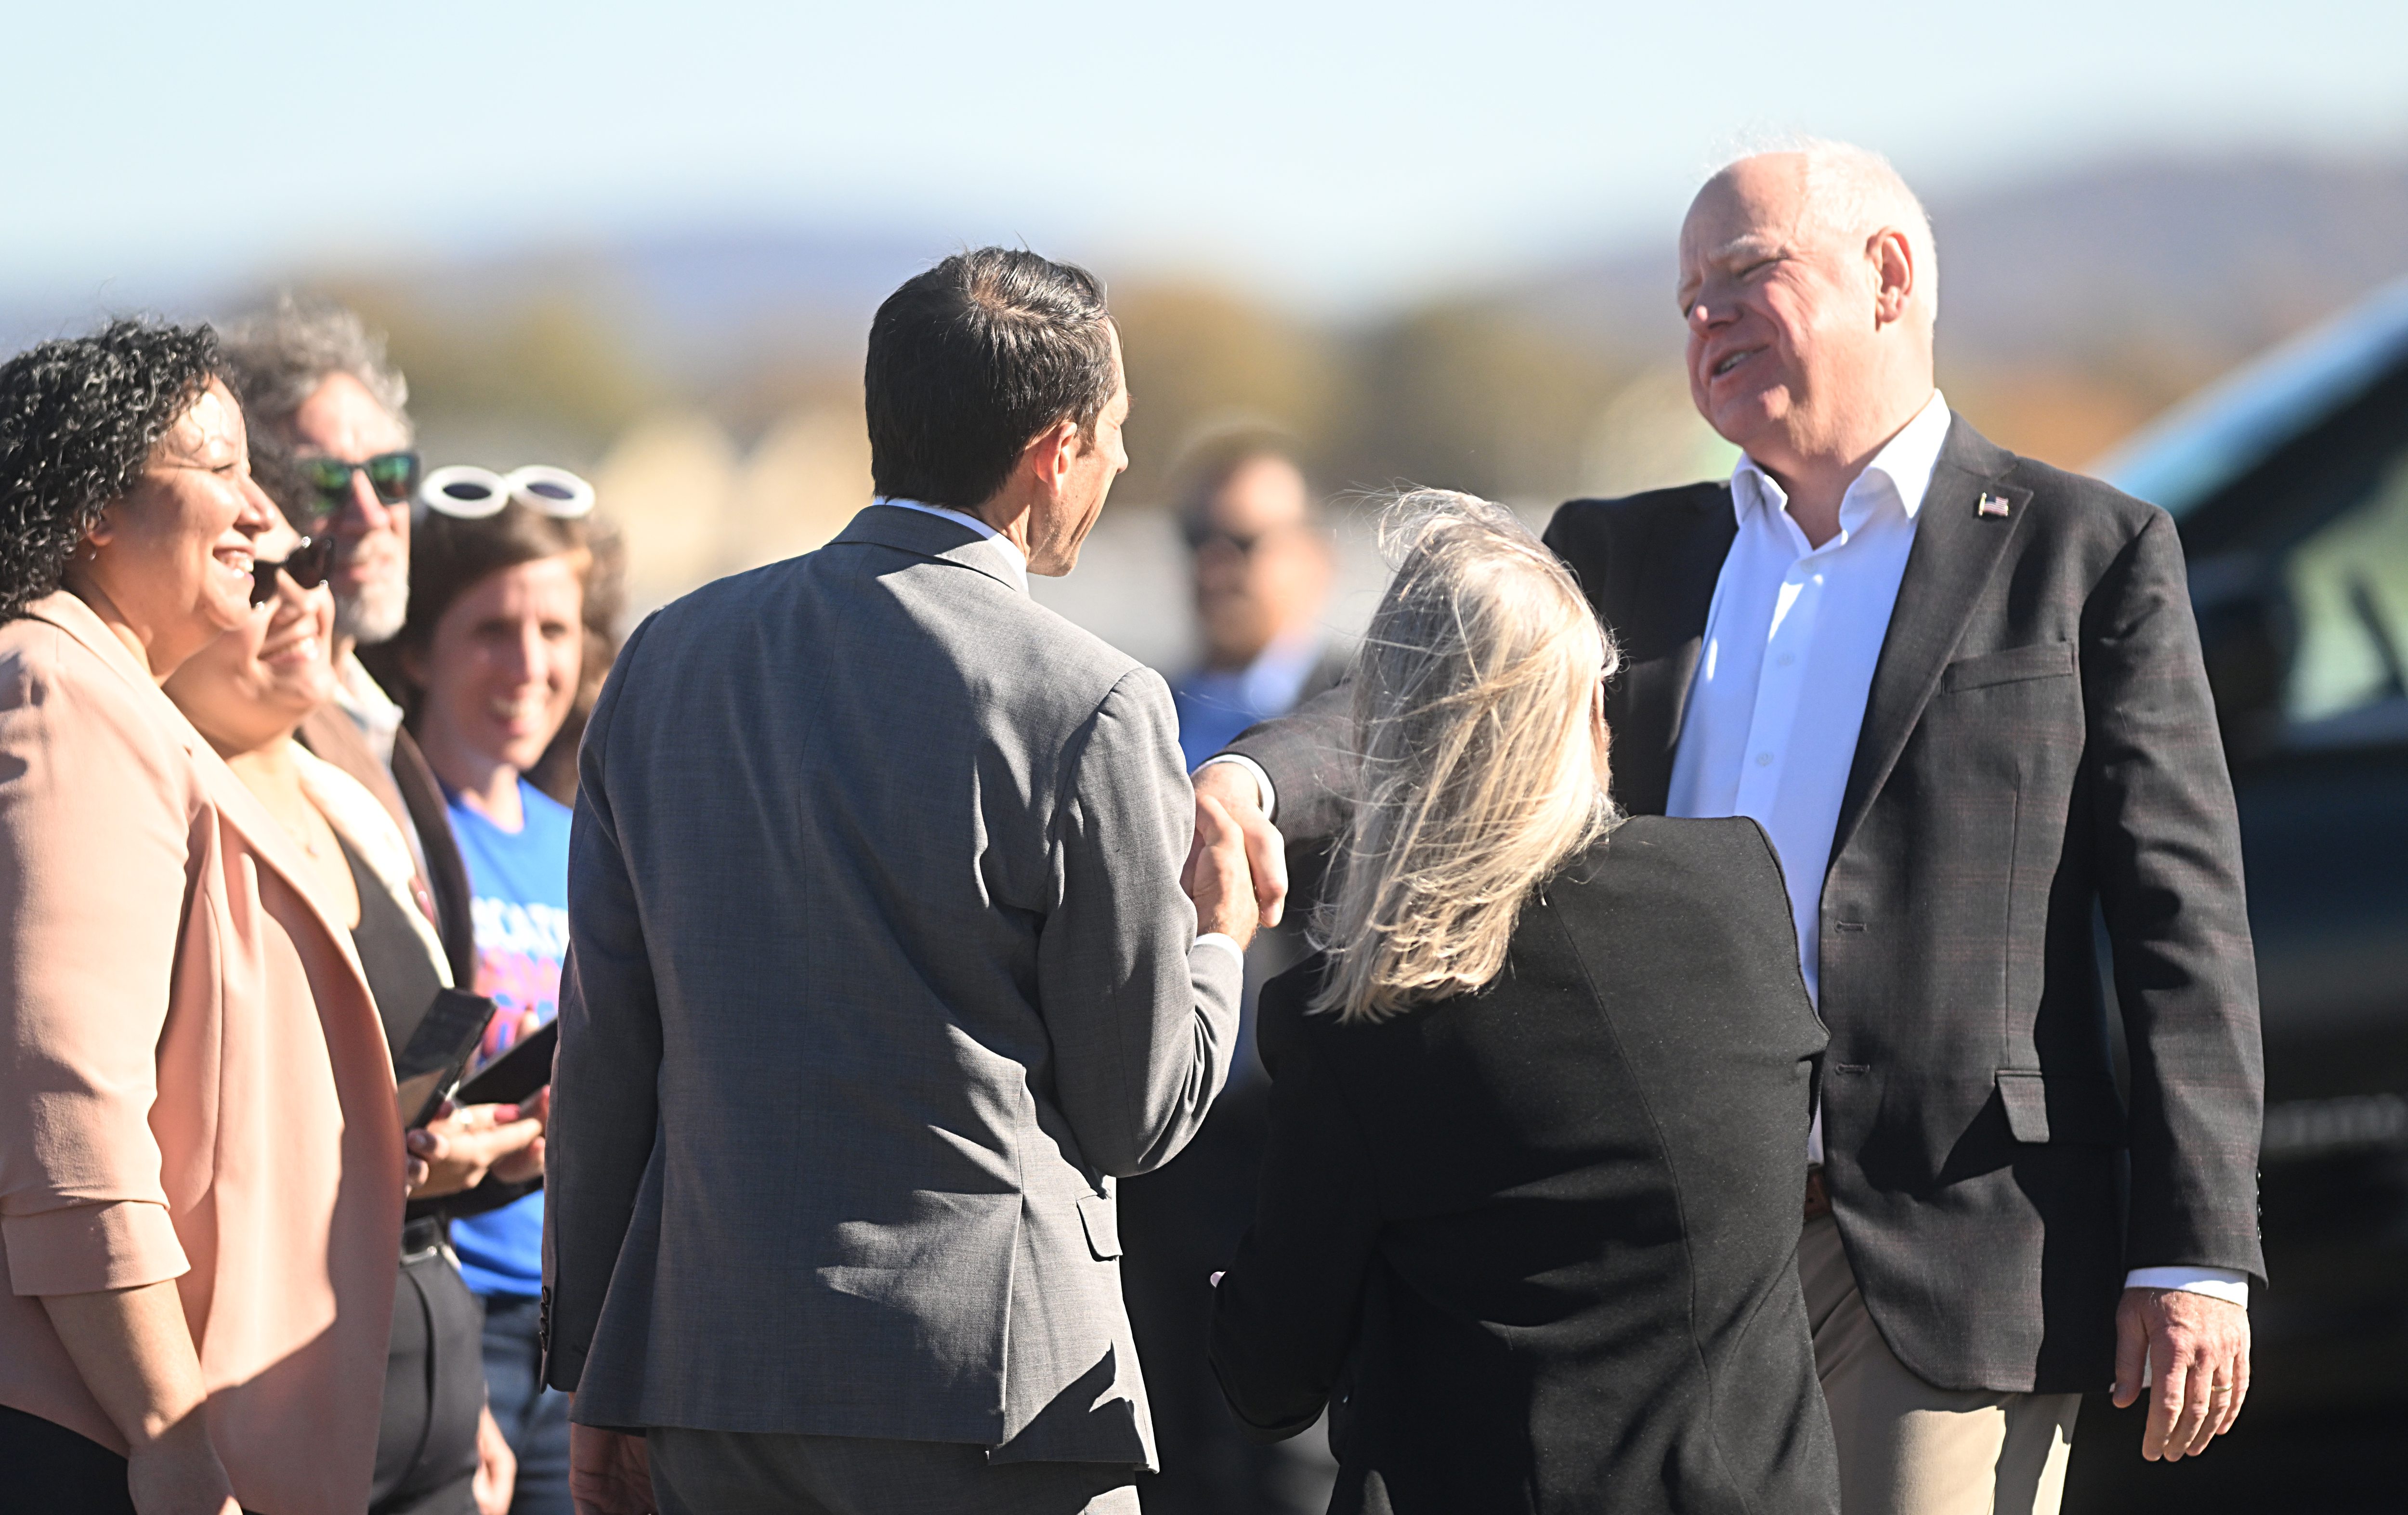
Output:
[
  {"xmin": 1024, "ymin": 417, "xmax": 1083, "ymax": 494},
  {"xmin": 1870, "ymin": 228, "xmax": 1915, "ymax": 327}
]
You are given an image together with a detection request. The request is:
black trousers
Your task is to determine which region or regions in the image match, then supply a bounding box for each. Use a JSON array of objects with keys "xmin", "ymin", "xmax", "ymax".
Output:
[
  {"xmin": 0, "ymin": 1403, "xmax": 141, "ymax": 1515},
  {"xmin": 372, "ymin": 1222, "xmax": 488, "ymax": 1515}
]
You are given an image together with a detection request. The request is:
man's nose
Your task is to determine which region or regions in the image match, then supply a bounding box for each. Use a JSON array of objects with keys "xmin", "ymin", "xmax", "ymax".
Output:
[
  {"xmin": 336, "ymin": 471, "xmax": 398, "ymax": 536},
  {"xmin": 1688, "ymin": 297, "xmax": 1730, "ymax": 334}
]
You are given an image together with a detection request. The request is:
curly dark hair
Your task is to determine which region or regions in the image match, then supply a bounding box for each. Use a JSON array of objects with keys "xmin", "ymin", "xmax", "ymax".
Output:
[{"xmin": 0, "ymin": 319, "xmax": 224, "ymax": 618}]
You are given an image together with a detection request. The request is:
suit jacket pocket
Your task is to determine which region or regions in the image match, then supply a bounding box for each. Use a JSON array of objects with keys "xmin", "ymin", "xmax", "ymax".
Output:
[
  {"xmin": 1997, "ymin": 1069, "xmax": 2125, "ymax": 1145},
  {"xmin": 1076, "ymin": 1192, "xmax": 1122, "ymax": 1259},
  {"xmin": 1942, "ymin": 640, "xmax": 2077, "ymax": 693}
]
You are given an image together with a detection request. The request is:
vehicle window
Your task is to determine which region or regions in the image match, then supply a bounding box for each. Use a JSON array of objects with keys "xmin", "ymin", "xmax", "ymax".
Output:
[{"xmin": 2282, "ymin": 449, "xmax": 2408, "ymax": 735}]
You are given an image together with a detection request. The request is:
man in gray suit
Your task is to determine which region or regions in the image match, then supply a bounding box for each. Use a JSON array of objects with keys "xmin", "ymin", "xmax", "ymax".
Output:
[{"xmin": 544, "ymin": 248, "xmax": 1262, "ymax": 1514}]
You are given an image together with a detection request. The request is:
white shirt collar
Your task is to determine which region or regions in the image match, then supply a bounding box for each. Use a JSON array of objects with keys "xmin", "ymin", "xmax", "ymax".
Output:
[
  {"xmin": 1731, "ymin": 390, "xmax": 1953, "ymax": 541},
  {"xmin": 876, "ymin": 497, "xmax": 1030, "ymax": 595}
]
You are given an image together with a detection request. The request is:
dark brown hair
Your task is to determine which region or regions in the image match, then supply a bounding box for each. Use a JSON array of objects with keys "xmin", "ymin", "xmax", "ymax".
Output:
[
  {"xmin": 865, "ymin": 247, "xmax": 1118, "ymax": 508},
  {"xmin": 365, "ymin": 500, "xmax": 624, "ymax": 805}
]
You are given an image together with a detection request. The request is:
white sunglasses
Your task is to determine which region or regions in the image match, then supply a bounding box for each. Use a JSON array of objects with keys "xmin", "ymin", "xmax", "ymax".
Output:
[{"xmin": 417, "ymin": 464, "xmax": 597, "ymax": 521}]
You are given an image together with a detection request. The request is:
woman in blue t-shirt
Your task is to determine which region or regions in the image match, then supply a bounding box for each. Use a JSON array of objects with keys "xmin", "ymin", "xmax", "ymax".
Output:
[{"xmin": 378, "ymin": 466, "xmax": 618, "ymax": 1515}]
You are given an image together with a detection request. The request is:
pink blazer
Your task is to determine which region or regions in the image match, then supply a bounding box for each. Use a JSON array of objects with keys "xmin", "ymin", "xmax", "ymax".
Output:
[{"xmin": 0, "ymin": 591, "xmax": 402, "ymax": 1514}]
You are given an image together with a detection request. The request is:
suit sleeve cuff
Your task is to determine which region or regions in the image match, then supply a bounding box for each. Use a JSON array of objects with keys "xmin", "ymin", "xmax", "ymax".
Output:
[
  {"xmin": 1198, "ymin": 755, "xmax": 1276, "ymax": 824},
  {"xmin": 1194, "ymin": 933, "xmax": 1247, "ymax": 973},
  {"xmin": 5, "ymin": 1202, "xmax": 190, "ymax": 1296},
  {"xmin": 2124, "ymin": 1266, "xmax": 2249, "ymax": 1308}
]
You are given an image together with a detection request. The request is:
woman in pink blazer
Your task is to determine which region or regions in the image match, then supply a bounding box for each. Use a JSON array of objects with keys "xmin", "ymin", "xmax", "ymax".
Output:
[{"xmin": 0, "ymin": 321, "xmax": 406, "ymax": 1514}]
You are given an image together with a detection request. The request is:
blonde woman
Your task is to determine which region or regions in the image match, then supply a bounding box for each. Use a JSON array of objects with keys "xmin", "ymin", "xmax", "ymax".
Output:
[{"xmin": 1208, "ymin": 494, "xmax": 1837, "ymax": 1515}]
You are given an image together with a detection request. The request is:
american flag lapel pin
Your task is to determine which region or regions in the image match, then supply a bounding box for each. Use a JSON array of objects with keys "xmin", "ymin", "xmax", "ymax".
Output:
[{"xmin": 1976, "ymin": 492, "xmax": 2011, "ymax": 518}]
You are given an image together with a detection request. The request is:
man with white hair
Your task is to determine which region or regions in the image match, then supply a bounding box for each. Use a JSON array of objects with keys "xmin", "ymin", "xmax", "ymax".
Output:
[{"xmin": 1200, "ymin": 143, "xmax": 2263, "ymax": 1515}]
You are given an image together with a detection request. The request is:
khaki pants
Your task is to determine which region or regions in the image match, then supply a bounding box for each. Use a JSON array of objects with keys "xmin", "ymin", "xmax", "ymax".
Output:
[{"xmin": 1800, "ymin": 1214, "xmax": 2081, "ymax": 1515}]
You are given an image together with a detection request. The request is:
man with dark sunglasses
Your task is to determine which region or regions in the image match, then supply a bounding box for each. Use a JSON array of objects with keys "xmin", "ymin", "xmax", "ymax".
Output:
[
  {"xmin": 1120, "ymin": 431, "xmax": 1347, "ymax": 1515},
  {"xmin": 221, "ymin": 295, "xmax": 552, "ymax": 1515}
]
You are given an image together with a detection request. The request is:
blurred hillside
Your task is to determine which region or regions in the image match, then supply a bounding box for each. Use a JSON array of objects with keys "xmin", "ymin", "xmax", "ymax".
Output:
[{"xmin": 7, "ymin": 149, "xmax": 2402, "ymax": 657}]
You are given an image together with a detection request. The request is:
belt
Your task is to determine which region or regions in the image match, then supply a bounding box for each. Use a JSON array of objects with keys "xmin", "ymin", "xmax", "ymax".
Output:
[
  {"xmin": 1803, "ymin": 1165, "xmax": 1832, "ymax": 1223},
  {"xmin": 401, "ymin": 1215, "xmax": 445, "ymax": 1264}
]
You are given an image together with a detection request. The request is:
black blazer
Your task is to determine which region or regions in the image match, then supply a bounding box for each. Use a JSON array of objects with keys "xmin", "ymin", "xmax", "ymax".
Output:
[
  {"xmin": 1210, "ymin": 816, "xmax": 1835, "ymax": 1515},
  {"xmin": 1226, "ymin": 416, "xmax": 2264, "ymax": 1395}
]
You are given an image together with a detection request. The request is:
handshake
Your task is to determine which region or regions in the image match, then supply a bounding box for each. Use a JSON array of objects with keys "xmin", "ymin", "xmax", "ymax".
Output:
[{"xmin": 1180, "ymin": 762, "xmax": 1292, "ymax": 951}]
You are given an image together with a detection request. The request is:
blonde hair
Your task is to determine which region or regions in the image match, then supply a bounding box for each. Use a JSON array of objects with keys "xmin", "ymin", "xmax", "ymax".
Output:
[{"xmin": 1313, "ymin": 491, "xmax": 1621, "ymax": 1024}]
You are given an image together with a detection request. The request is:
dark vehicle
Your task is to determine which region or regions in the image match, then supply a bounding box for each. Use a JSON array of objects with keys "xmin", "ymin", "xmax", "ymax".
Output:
[{"xmin": 2065, "ymin": 276, "xmax": 2408, "ymax": 1513}]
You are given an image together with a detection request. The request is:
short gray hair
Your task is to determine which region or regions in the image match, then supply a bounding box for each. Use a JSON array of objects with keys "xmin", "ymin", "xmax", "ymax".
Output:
[{"xmin": 217, "ymin": 292, "xmax": 412, "ymax": 442}]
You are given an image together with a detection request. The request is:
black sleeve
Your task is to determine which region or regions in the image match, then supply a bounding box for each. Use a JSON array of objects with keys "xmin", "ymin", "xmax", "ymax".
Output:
[
  {"xmin": 1221, "ymin": 682, "xmax": 1356, "ymax": 848},
  {"xmin": 1207, "ymin": 988, "xmax": 1382, "ymax": 1440},
  {"xmin": 2084, "ymin": 507, "xmax": 2265, "ymax": 1283}
]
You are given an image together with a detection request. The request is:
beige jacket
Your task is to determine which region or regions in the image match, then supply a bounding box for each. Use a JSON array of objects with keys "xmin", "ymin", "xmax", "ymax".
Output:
[{"xmin": 0, "ymin": 591, "xmax": 402, "ymax": 1513}]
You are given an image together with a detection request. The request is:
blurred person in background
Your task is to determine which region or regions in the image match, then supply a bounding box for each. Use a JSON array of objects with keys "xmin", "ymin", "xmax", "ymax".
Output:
[
  {"xmin": 1123, "ymin": 431, "xmax": 1346, "ymax": 1515},
  {"xmin": 1167, "ymin": 431, "xmax": 1345, "ymax": 773},
  {"xmin": 219, "ymin": 294, "xmax": 480, "ymax": 990},
  {"xmin": 0, "ymin": 319, "xmax": 401, "ymax": 1514},
  {"xmin": 372, "ymin": 468, "xmax": 620, "ymax": 1515},
  {"xmin": 161, "ymin": 468, "xmax": 534, "ymax": 1515},
  {"xmin": 1211, "ymin": 491, "xmax": 1836, "ymax": 1514}
]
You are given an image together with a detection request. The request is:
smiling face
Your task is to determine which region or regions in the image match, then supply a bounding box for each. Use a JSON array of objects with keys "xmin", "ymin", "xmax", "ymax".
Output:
[
  {"xmin": 163, "ymin": 509, "xmax": 337, "ymax": 756},
  {"xmin": 78, "ymin": 378, "xmax": 279, "ymax": 678},
  {"xmin": 1027, "ymin": 326, "xmax": 1130, "ymax": 577},
  {"xmin": 411, "ymin": 555, "xmax": 585, "ymax": 779},
  {"xmin": 1677, "ymin": 152, "xmax": 1932, "ymax": 475}
]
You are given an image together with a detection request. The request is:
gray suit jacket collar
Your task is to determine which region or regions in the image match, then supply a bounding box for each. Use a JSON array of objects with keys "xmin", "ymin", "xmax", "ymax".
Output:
[{"xmin": 834, "ymin": 503, "xmax": 1028, "ymax": 595}]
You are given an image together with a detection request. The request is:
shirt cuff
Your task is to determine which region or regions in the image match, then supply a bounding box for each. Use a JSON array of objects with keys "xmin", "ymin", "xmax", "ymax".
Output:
[
  {"xmin": 2124, "ymin": 1266, "xmax": 2249, "ymax": 1308},
  {"xmin": 1197, "ymin": 754, "xmax": 1277, "ymax": 823},
  {"xmin": 1194, "ymin": 933, "xmax": 1247, "ymax": 973},
  {"xmin": 5, "ymin": 1201, "xmax": 190, "ymax": 1297}
]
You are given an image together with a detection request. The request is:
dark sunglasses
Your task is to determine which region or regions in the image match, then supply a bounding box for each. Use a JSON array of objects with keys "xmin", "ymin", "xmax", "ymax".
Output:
[
  {"xmin": 1182, "ymin": 521, "xmax": 1304, "ymax": 555},
  {"xmin": 249, "ymin": 535, "xmax": 335, "ymax": 606},
  {"xmin": 297, "ymin": 451, "xmax": 421, "ymax": 516}
]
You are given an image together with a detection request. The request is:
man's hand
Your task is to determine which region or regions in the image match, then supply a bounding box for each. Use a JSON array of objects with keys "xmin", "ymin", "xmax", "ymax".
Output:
[
  {"xmin": 569, "ymin": 1423, "xmax": 653, "ymax": 1515},
  {"xmin": 1184, "ymin": 796, "xmax": 1262, "ymax": 950},
  {"xmin": 2113, "ymin": 1286, "xmax": 2251, "ymax": 1461},
  {"xmin": 473, "ymin": 1403, "xmax": 518, "ymax": 1515},
  {"xmin": 406, "ymin": 1102, "xmax": 546, "ymax": 1199},
  {"xmin": 1191, "ymin": 761, "xmax": 1289, "ymax": 928}
]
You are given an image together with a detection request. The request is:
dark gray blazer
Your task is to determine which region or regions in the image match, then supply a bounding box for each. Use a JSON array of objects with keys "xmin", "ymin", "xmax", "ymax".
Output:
[
  {"xmin": 543, "ymin": 505, "xmax": 1243, "ymax": 1466},
  {"xmin": 1227, "ymin": 417, "xmax": 2264, "ymax": 1394}
]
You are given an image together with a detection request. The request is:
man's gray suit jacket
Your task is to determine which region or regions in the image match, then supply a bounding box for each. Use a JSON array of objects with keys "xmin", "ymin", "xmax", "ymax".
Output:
[{"xmin": 541, "ymin": 504, "xmax": 1243, "ymax": 1468}]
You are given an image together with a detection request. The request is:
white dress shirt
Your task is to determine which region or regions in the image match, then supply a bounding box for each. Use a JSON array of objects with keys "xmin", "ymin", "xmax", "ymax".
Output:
[
  {"xmin": 876, "ymin": 497, "xmax": 1242, "ymax": 974},
  {"xmin": 878, "ymin": 496, "xmax": 1030, "ymax": 594},
  {"xmin": 1666, "ymin": 393, "xmax": 2244, "ymax": 1307}
]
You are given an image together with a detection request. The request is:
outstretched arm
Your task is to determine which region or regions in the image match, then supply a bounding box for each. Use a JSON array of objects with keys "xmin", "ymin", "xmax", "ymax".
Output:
[{"xmin": 1043, "ymin": 668, "xmax": 1249, "ymax": 1177}]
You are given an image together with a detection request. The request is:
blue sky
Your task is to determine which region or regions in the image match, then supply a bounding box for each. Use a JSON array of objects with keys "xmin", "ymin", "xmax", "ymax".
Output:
[{"xmin": 7, "ymin": 0, "xmax": 2407, "ymax": 313}]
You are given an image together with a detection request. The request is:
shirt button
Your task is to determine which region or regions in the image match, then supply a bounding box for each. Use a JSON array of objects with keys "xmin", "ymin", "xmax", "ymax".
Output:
[
  {"xmin": 1755, "ymin": 752, "xmax": 1775, "ymax": 767},
  {"xmin": 1777, "ymin": 653, "xmax": 1796, "ymax": 667}
]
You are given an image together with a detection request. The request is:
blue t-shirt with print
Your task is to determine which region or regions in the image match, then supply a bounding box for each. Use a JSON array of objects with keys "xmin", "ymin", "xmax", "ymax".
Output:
[{"xmin": 446, "ymin": 780, "xmax": 573, "ymax": 1298}]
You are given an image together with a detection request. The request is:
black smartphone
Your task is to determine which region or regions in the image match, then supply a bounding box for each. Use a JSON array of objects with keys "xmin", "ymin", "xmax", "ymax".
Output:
[
  {"xmin": 454, "ymin": 1019, "xmax": 558, "ymax": 1109},
  {"xmin": 393, "ymin": 989, "xmax": 497, "ymax": 1130}
]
